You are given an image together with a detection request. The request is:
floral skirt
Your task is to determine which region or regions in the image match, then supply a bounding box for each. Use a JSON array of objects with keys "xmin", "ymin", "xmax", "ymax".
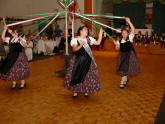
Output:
[
  {"xmin": 64, "ymin": 55, "xmax": 100, "ymax": 93},
  {"xmin": 1, "ymin": 51, "xmax": 30, "ymax": 81},
  {"xmin": 117, "ymin": 51, "xmax": 140, "ymax": 76}
]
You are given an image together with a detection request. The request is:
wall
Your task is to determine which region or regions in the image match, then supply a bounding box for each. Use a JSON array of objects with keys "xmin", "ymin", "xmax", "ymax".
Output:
[{"xmin": 0, "ymin": 0, "xmax": 84, "ymax": 35}]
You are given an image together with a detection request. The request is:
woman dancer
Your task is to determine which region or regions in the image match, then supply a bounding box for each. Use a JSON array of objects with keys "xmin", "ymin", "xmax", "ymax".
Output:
[
  {"xmin": 64, "ymin": 26, "xmax": 103, "ymax": 98},
  {"xmin": 0, "ymin": 17, "xmax": 30, "ymax": 89},
  {"xmin": 113, "ymin": 17, "xmax": 140, "ymax": 89}
]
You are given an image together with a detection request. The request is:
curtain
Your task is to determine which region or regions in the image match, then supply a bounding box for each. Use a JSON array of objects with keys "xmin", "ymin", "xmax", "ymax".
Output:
[
  {"xmin": 112, "ymin": 0, "xmax": 165, "ymax": 5},
  {"xmin": 152, "ymin": 2, "xmax": 165, "ymax": 35},
  {"xmin": 113, "ymin": 3, "xmax": 146, "ymax": 28}
]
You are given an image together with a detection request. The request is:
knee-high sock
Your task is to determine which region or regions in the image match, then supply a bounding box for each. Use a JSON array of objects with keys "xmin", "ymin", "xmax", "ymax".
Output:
[
  {"xmin": 73, "ymin": 92, "xmax": 78, "ymax": 96},
  {"xmin": 12, "ymin": 81, "xmax": 16, "ymax": 87},
  {"xmin": 121, "ymin": 76, "xmax": 127, "ymax": 84},
  {"xmin": 20, "ymin": 80, "xmax": 25, "ymax": 87}
]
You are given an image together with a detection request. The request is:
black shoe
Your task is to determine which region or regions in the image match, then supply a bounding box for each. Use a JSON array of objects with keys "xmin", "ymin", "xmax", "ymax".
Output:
[
  {"xmin": 84, "ymin": 93, "xmax": 88, "ymax": 98},
  {"xmin": 11, "ymin": 84, "xmax": 17, "ymax": 90},
  {"xmin": 72, "ymin": 95, "xmax": 78, "ymax": 99},
  {"xmin": 120, "ymin": 84, "xmax": 125, "ymax": 89},
  {"xmin": 19, "ymin": 83, "xmax": 26, "ymax": 89},
  {"xmin": 84, "ymin": 95, "xmax": 88, "ymax": 98}
]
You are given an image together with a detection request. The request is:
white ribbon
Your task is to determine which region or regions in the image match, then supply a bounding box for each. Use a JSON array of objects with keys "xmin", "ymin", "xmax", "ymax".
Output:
[
  {"xmin": 67, "ymin": 0, "xmax": 74, "ymax": 8},
  {"xmin": 7, "ymin": 15, "xmax": 51, "ymax": 27},
  {"xmin": 84, "ymin": 14, "xmax": 124, "ymax": 19},
  {"xmin": 72, "ymin": 12, "xmax": 121, "ymax": 33},
  {"xmin": 59, "ymin": 1, "xmax": 65, "ymax": 8},
  {"xmin": 36, "ymin": 12, "xmax": 63, "ymax": 36}
]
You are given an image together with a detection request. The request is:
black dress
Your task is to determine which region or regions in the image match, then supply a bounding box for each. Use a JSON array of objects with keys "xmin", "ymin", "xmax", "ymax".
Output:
[
  {"xmin": 0, "ymin": 39, "xmax": 29, "ymax": 81},
  {"xmin": 117, "ymin": 40, "xmax": 140, "ymax": 76},
  {"xmin": 70, "ymin": 41, "xmax": 91, "ymax": 86},
  {"xmin": 0, "ymin": 42, "xmax": 22, "ymax": 74},
  {"xmin": 0, "ymin": 44, "xmax": 6, "ymax": 56},
  {"xmin": 64, "ymin": 39, "xmax": 100, "ymax": 93}
]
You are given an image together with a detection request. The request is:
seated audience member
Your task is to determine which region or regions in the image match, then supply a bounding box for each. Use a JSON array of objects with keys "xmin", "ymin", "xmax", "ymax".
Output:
[
  {"xmin": 54, "ymin": 25, "xmax": 63, "ymax": 37},
  {"xmin": 144, "ymin": 31, "xmax": 150, "ymax": 48},
  {"xmin": 41, "ymin": 33, "xmax": 48, "ymax": 41},
  {"xmin": 37, "ymin": 35, "xmax": 46, "ymax": 55},
  {"xmin": 135, "ymin": 31, "xmax": 142, "ymax": 47},
  {"xmin": 161, "ymin": 32, "xmax": 165, "ymax": 48},
  {"xmin": 25, "ymin": 36, "xmax": 33, "ymax": 61},
  {"xmin": 152, "ymin": 33, "xmax": 160, "ymax": 46}
]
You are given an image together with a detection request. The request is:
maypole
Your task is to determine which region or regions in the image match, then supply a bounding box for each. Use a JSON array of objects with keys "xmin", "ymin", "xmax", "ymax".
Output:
[
  {"xmin": 56, "ymin": 0, "xmax": 71, "ymax": 76},
  {"xmin": 65, "ymin": 0, "xmax": 69, "ymax": 55}
]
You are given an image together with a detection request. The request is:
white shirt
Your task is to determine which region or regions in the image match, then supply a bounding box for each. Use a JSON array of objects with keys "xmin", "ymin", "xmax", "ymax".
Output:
[
  {"xmin": 4, "ymin": 37, "xmax": 26, "ymax": 46},
  {"xmin": 116, "ymin": 34, "xmax": 135, "ymax": 47},
  {"xmin": 70, "ymin": 36, "xmax": 96, "ymax": 46},
  {"xmin": 4, "ymin": 37, "xmax": 19, "ymax": 44},
  {"xmin": 26, "ymin": 41, "xmax": 33, "ymax": 48}
]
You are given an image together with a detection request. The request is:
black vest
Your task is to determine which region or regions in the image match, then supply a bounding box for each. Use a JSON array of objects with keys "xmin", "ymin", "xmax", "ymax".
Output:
[{"xmin": 120, "ymin": 40, "xmax": 132, "ymax": 52}]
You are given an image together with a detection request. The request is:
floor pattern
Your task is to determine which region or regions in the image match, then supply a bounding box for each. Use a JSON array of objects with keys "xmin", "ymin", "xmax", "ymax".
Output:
[{"xmin": 0, "ymin": 51, "xmax": 165, "ymax": 124}]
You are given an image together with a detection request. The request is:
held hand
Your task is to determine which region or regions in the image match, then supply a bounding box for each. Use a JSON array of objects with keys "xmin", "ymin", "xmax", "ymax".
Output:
[
  {"xmin": 3, "ymin": 17, "xmax": 7, "ymax": 27},
  {"xmin": 3, "ymin": 17, "xmax": 6, "ymax": 22},
  {"xmin": 80, "ymin": 40, "xmax": 84, "ymax": 46},
  {"xmin": 115, "ymin": 45, "xmax": 120, "ymax": 50},
  {"xmin": 113, "ymin": 40, "xmax": 117, "ymax": 45},
  {"xmin": 124, "ymin": 17, "xmax": 131, "ymax": 23},
  {"xmin": 100, "ymin": 27, "xmax": 103, "ymax": 35},
  {"xmin": 113, "ymin": 40, "xmax": 119, "ymax": 50},
  {"xmin": 4, "ymin": 24, "xmax": 8, "ymax": 30}
]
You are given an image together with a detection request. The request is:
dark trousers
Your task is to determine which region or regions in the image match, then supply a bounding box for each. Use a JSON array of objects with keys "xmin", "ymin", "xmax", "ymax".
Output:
[{"xmin": 161, "ymin": 41, "xmax": 165, "ymax": 48}]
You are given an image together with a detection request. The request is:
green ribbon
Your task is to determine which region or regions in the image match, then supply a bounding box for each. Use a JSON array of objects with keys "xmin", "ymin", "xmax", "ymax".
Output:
[
  {"xmin": 67, "ymin": 0, "xmax": 74, "ymax": 7},
  {"xmin": 27, "ymin": 16, "xmax": 54, "ymax": 32},
  {"xmin": 11, "ymin": 12, "xmax": 58, "ymax": 19},
  {"xmin": 85, "ymin": 14, "xmax": 123, "ymax": 19},
  {"xmin": 79, "ymin": 16, "xmax": 115, "ymax": 41},
  {"xmin": 65, "ymin": 0, "xmax": 69, "ymax": 7}
]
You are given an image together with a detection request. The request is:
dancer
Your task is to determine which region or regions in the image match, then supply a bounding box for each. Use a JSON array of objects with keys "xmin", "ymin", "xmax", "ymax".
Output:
[
  {"xmin": 113, "ymin": 17, "xmax": 140, "ymax": 89},
  {"xmin": 0, "ymin": 17, "xmax": 30, "ymax": 89},
  {"xmin": 64, "ymin": 26, "xmax": 103, "ymax": 98}
]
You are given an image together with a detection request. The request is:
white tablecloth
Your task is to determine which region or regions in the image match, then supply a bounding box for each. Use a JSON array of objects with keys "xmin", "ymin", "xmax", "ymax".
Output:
[
  {"xmin": 135, "ymin": 29, "xmax": 153, "ymax": 36},
  {"xmin": 44, "ymin": 41, "xmax": 58, "ymax": 51}
]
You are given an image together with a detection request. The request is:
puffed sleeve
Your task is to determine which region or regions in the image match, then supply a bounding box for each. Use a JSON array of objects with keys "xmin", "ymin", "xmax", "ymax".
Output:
[
  {"xmin": 89, "ymin": 36, "xmax": 96, "ymax": 45},
  {"xmin": 4, "ymin": 37, "xmax": 10, "ymax": 44},
  {"xmin": 70, "ymin": 38, "xmax": 78, "ymax": 46},
  {"xmin": 129, "ymin": 34, "xmax": 135, "ymax": 43}
]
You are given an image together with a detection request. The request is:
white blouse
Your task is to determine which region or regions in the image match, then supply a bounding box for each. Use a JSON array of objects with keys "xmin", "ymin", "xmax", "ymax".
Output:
[
  {"xmin": 4, "ymin": 37, "xmax": 26, "ymax": 46},
  {"xmin": 70, "ymin": 36, "xmax": 96, "ymax": 46},
  {"xmin": 116, "ymin": 34, "xmax": 135, "ymax": 47}
]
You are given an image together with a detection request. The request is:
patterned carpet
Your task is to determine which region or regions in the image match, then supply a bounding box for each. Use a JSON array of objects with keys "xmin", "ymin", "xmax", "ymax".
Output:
[{"xmin": 0, "ymin": 51, "xmax": 165, "ymax": 124}]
